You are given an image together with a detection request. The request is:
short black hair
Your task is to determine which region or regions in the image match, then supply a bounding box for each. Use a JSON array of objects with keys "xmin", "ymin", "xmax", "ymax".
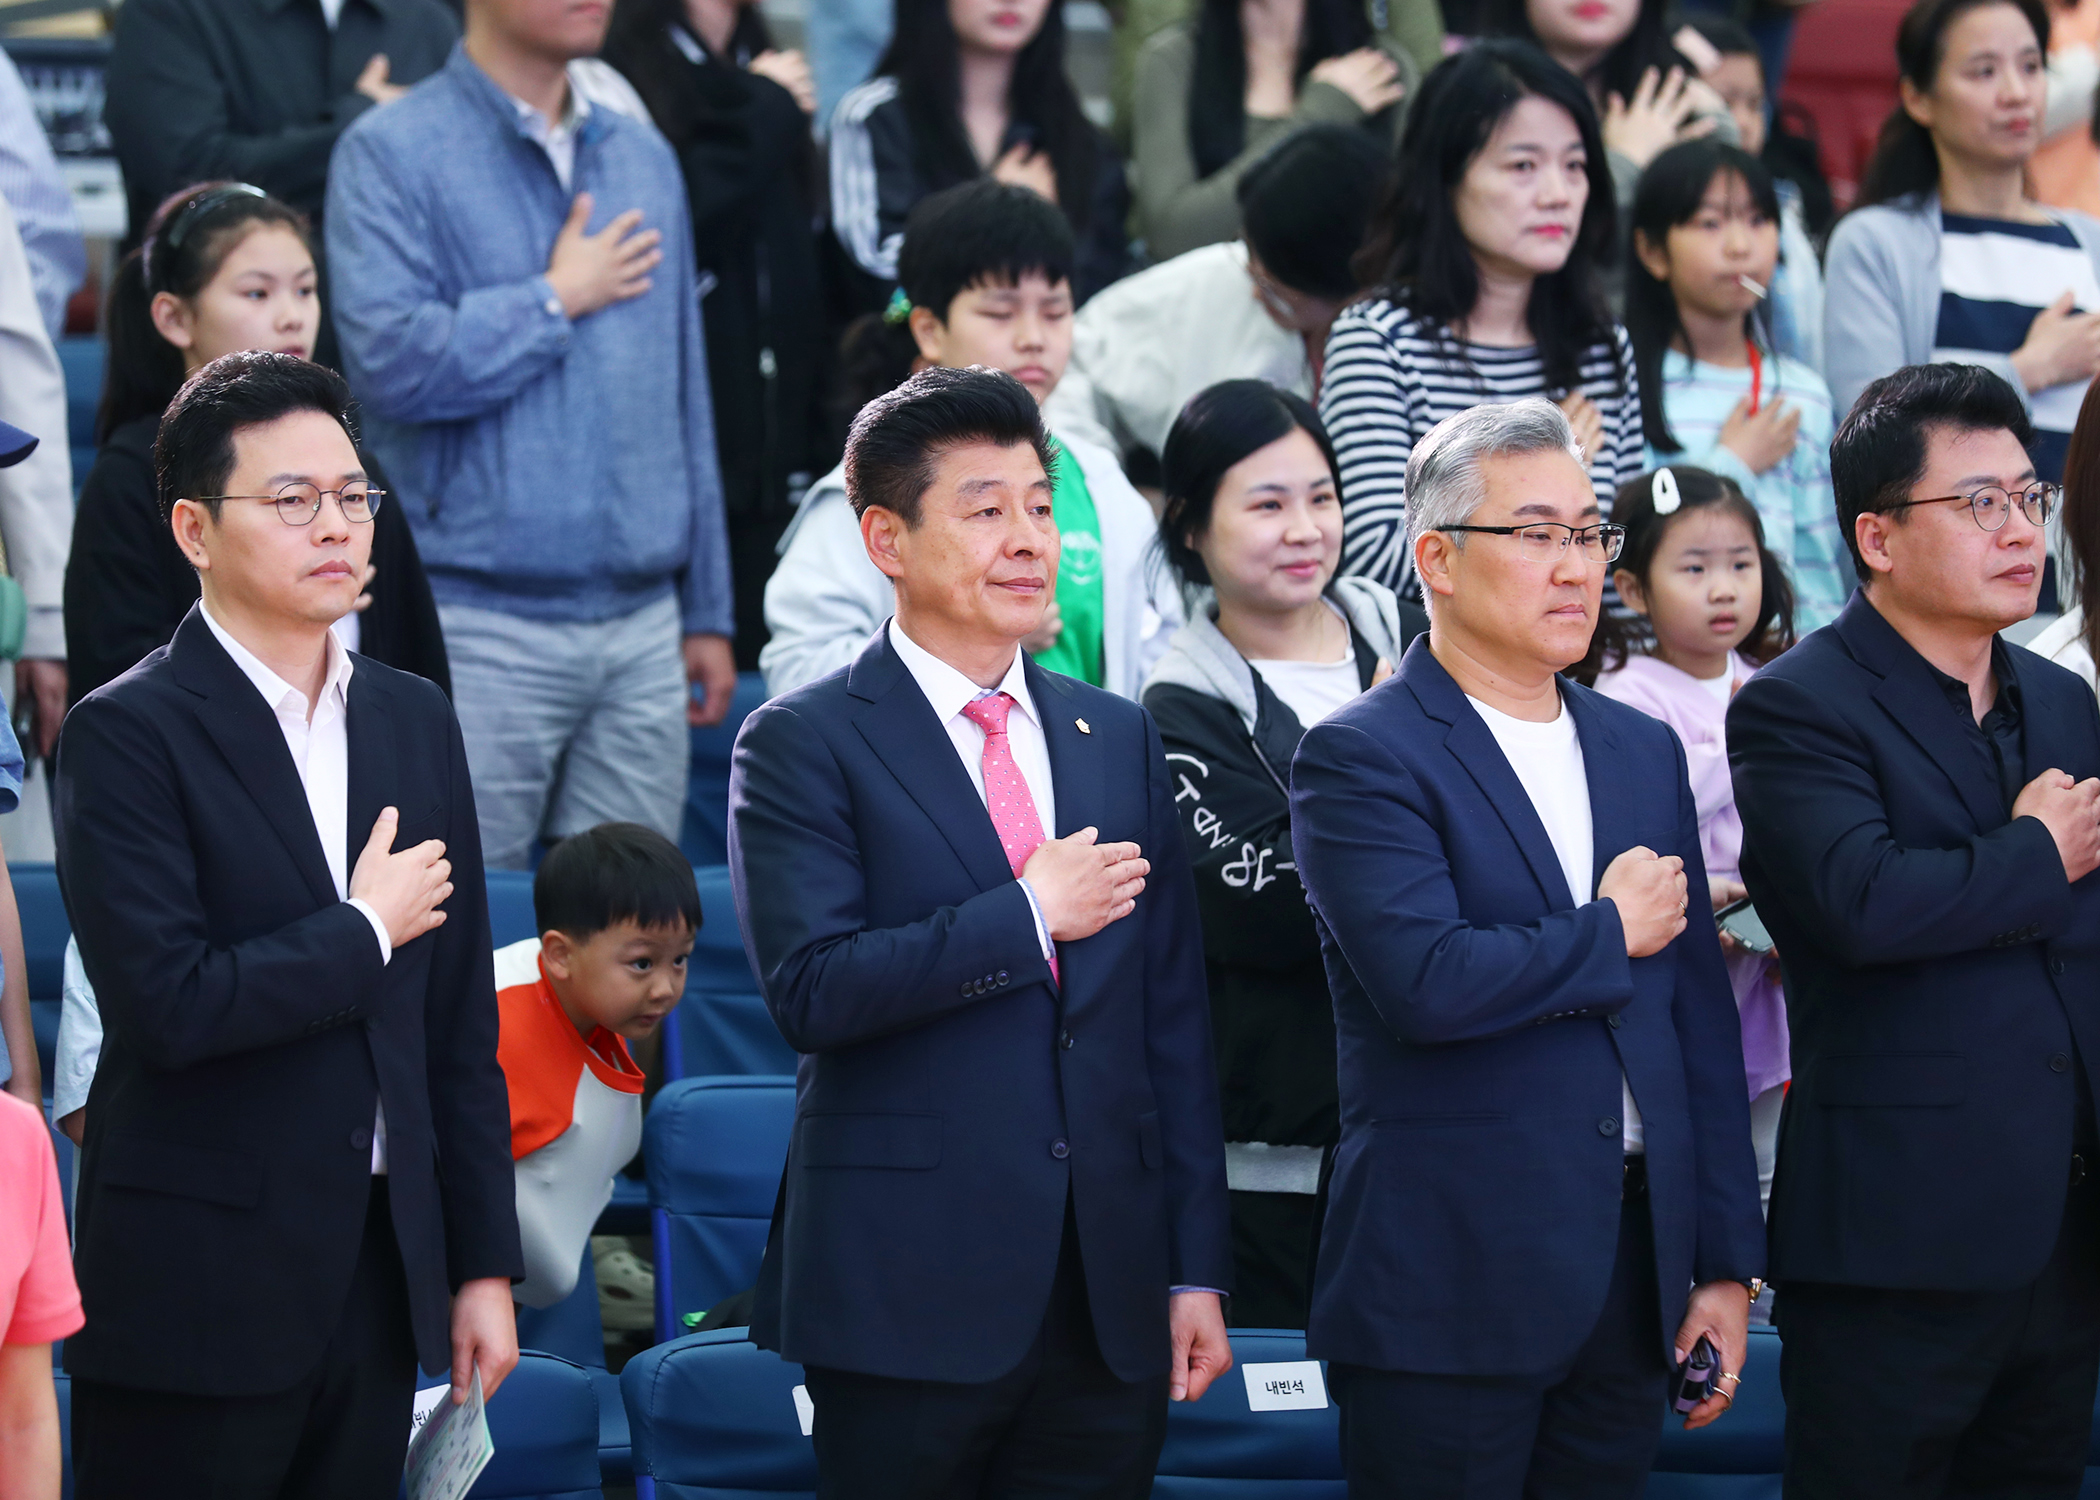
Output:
[
  {"xmin": 844, "ymin": 364, "xmax": 1054, "ymax": 527},
  {"xmin": 534, "ymin": 822, "xmax": 701, "ymax": 941},
  {"xmin": 1237, "ymin": 124, "xmax": 1396, "ymax": 301},
  {"xmin": 897, "ymin": 178, "xmax": 1075, "ymax": 325},
  {"xmin": 154, "ymin": 350, "xmax": 357, "ymax": 524},
  {"xmin": 1830, "ymin": 362, "xmax": 2036, "ymax": 582}
]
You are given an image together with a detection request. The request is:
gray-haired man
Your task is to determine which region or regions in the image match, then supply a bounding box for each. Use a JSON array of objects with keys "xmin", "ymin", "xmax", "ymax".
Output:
[{"xmin": 1290, "ymin": 400, "xmax": 1766, "ymax": 1496}]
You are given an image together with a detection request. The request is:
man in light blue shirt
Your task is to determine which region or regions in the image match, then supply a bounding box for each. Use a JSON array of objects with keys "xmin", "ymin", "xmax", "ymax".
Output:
[{"xmin": 327, "ymin": 0, "xmax": 735, "ymax": 869}]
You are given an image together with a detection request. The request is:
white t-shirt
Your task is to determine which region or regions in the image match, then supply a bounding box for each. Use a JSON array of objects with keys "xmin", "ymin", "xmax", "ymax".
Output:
[
  {"xmin": 1466, "ymin": 691, "xmax": 1645, "ymax": 1153},
  {"xmin": 1693, "ymin": 665, "xmax": 1733, "ymax": 705},
  {"xmin": 1249, "ymin": 653, "xmax": 1360, "ymax": 729}
]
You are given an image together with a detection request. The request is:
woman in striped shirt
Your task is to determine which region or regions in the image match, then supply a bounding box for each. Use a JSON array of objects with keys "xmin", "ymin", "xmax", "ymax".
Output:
[{"xmin": 1321, "ymin": 41, "xmax": 1644, "ymax": 595}]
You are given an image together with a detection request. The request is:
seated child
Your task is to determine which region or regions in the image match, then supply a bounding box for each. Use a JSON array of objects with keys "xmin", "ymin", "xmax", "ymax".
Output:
[{"xmin": 498, "ymin": 823, "xmax": 699, "ymax": 1309}]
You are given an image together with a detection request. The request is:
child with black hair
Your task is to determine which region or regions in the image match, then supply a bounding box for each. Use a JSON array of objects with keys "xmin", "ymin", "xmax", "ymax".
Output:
[
  {"xmin": 497, "ymin": 823, "xmax": 698, "ymax": 1312},
  {"xmin": 1591, "ymin": 465, "xmax": 1793, "ymax": 1209},
  {"xmin": 1628, "ymin": 139, "xmax": 1849, "ymax": 629},
  {"xmin": 764, "ymin": 179, "xmax": 1180, "ymax": 699}
]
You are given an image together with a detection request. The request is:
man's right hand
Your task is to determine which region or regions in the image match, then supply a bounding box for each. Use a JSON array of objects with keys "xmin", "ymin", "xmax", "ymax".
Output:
[
  {"xmin": 545, "ymin": 193, "xmax": 663, "ymax": 321},
  {"xmin": 1599, "ymin": 845, "xmax": 1688, "ymax": 958},
  {"xmin": 2013, "ymin": 768, "xmax": 2100, "ymax": 883},
  {"xmin": 1022, "ymin": 827, "xmax": 1148, "ymax": 941},
  {"xmin": 349, "ymin": 807, "xmax": 452, "ymax": 949}
]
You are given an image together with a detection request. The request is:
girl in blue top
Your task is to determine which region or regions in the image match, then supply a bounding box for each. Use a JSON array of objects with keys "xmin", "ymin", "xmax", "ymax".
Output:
[{"xmin": 1627, "ymin": 139, "xmax": 1851, "ymax": 630}]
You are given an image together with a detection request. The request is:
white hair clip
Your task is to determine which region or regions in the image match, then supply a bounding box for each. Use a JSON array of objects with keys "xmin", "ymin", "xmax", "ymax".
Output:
[{"xmin": 1651, "ymin": 467, "xmax": 1682, "ymax": 517}]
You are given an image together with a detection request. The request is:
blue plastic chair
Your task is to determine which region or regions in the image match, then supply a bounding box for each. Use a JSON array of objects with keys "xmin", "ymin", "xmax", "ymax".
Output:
[
  {"xmin": 407, "ymin": 1351, "xmax": 604, "ymax": 1500},
  {"xmin": 1644, "ymin": 1325, "xmax": 1784, "ymax": 1498},
  {"xmin": 15, "ymin": 862, "xmax": 71, "ymax": 1089},
  {"xmin": 681, "ymin": 672, "xmax": 768, "ymax": 867},
  {"xmin": 662, "ymin": 866, "xmax": 792, "ymax": 1081},
  {"xmin": 1155, "ymin": 1328, "xmax": 1345, "ymax": 1498},
  {"xmin": 622, "ymin": 1327, "xmax": 815, "ymax": 1500},
  {"xmin": 57, "ymin": 336, "xmax": 101, "ymax": 494},
  {"xmin": 645, "ymin": 1076, "xmax": 794, "ymax": 1342},
  {"xmin": 485, "ymin": 870, "xmax": 539, "ymax": 948}
]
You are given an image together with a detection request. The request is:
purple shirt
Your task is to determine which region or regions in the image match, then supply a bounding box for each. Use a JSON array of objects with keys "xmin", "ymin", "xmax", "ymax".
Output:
[{"xmin": 1596, "ymin": 653, "xmax": 1790, "ymax": 1098}]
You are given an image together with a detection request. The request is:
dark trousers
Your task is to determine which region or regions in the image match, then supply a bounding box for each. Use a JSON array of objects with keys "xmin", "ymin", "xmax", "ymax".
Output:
[
  {"xmin": 73, "ymin": 1179, "xmax": 419, "ymax": 1500},
  {"xmin": 1330, "ymin": 1182, "xmax": 1669, "ymax": 1499},
  {"xmin": 801, "ymin": 1195, "xmax": 1169, "ymax": 1500},
  {"xmin": 1227, "ymin": 1188, "xmax": 1319, "ymax": 1330},
  {"xmin": 1777, "ymin": 1170, "xmax": 2100, "ymax": 1499}
]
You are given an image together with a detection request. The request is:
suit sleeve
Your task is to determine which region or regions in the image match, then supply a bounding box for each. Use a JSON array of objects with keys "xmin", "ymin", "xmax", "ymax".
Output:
[
  {"xmin": 421, "ymin": 700, "xmax": 524, "ymax": 1288},
  {"xmin": 53, "ymin": 693, "xmax": 386, "ymax": 1071},
  {"xmin": 1139, "ymin": 711, "xmax": 1235, "ymax": 1292},
  {"xmin": 1290, "ymin": 719, "xmax": 1636, "ymax": 1044},
  {"xmin": 728, "ymin": 701, "xmax": 1055, "ymax": 1054},
  {"xmin": 1661, "ymin": 731, "xmax": 1766, "ymax": 1285},
  {"xmin": 1728, "ymin": 671, "xmax": 2070, "ymax": 968}
]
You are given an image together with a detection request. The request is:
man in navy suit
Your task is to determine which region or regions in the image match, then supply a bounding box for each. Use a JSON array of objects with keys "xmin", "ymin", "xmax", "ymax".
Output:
[
  {"xmin": 727, "ymin": 365, "xmax": 1235, "ymax": 1498},
  {"xmin": 1730, "ymin": 363, "xmax": 2100, "ymax": 1496},
  {"xmin": 1291, "ymin": 399, "xmax": 1766, "ymax": 1495}
]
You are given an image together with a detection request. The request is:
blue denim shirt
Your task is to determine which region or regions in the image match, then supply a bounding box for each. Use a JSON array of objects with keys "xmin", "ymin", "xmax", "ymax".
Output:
[{"xmin": 326, "ymin": 45, "xmax": 732, "ymax": 636}]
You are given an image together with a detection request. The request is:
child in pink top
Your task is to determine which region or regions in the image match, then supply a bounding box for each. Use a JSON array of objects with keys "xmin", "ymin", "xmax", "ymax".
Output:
[
  {"xmin": 1590, "ymin": 466, "xmax": 1800, "ymax": 1210},
  {"xmin": 1, "ymin": 1088, "xmax": 83, "ymax": 1496}
]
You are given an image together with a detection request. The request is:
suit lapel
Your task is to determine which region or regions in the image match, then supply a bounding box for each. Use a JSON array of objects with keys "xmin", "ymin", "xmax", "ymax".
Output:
[
  {"xmin": 345, "ymin": 666, "xmax": 396, "ymax": 881},
  {"xmin": 1028, "ymin": 663, "xmax": 1099, "ymax": 841},
  {"xmin": 171, "ymin": 609, "xmax": 338, "ymax": 910},
  {"xmin": 1838, "ymin": 597, "xmax": 2007, "ymax": 833}
]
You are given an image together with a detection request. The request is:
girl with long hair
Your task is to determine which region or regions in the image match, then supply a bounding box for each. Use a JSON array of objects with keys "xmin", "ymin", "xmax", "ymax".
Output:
[
  {"xmin": 1320, "ymin": 40, "xmax": 1643, "ymax": 595},
  {"xmin": 827, "ymin": 0, "xmax": 1132, "ymax": 302},
  {"xmin": 1626, "ymin": 139, "xmax": 1848, "ymax": 629}
]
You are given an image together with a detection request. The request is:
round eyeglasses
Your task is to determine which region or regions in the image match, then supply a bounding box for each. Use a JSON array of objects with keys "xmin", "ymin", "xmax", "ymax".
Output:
[
  {"xmin": 1881, "ymin": 483, "xmax": 2058, "ymax": 532},
  {"xmin": 1438, "ymin": 521, "xmax": 1627, "ymax": 564},
  {"xmin": 193, "ymin": 482, "xmax": 385, "ymax": 526}
]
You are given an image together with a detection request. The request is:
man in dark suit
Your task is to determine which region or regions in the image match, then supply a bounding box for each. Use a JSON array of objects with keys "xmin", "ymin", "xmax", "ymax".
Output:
[
  {"xmin": 728, "ymin": 365, "xmax": 1235, "ymax": 1497},
  {"xmin": 54, "ymin": 351, "xmax": 522, "ymax": 1500},
  {"xmin": 1730, "ymin": 363, "xmax": 2100, "ymax": 1496},
  {"xmin": 1291, "ymin": 398, "xmax": 1767, "ymax": 1495}
]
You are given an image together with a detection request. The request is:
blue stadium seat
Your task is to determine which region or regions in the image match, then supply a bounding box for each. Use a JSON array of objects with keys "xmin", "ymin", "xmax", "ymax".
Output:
[
  {"xmin": 622, "ymin": 1328, "xmax": 815, "ymax": 1500},
  {"xmin": 681, "ymin": 672, "xmax": 767, "ymax": 867},
  {"xmin": 1644, "ymin": 1326, "xmax": 1784, "ymax": 1498},
  {"xmin": 56, "ymin": 336, "xmax": 101, "ymax": 494},
  {"xmin": 663, "ymin": 865, "xmax": 790, "ymax": 1081},
  {"xmin": 588, "ymin": 1367, "xmax": 632, "ymax": 1488},
  {"xmin": 409, "ymin": 1351, "xmax": 603, "ymax": 1500},
  {"xmin": 1155, "ymin": 1328, "xmax": 1345, "ymax": 1498},
  {"xmin": 645, "ymin": 1076, "xmax": 794, "ymax": 1342},
  {"xmin": 486, "ymin": 870, "xmax": 539, "ymax": 948},
  {"xmin": 15, "ymin": 863, "xmax": 71, "ymax": 1090}
]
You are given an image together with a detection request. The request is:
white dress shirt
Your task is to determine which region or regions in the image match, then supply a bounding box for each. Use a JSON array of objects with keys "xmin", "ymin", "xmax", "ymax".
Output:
[
  {"xmin": 201, "ymin": 605, "xmax": 394, "ymax": 1171},
  {"xmin": 888, "ymin": 620, "xmax": 1057, "ymax": 959}
]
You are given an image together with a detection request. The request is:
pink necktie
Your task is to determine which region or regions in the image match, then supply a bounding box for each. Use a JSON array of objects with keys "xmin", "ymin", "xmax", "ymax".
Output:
[{"xmin": 958, "ymin": 692, "xmax": 1058, "ymax": 981}]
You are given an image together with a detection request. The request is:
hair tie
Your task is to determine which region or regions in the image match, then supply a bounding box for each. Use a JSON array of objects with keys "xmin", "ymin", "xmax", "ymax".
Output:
[
  {"xmin": 1651, "ymin": 467, "xmax": 1681, "ymax": 516},
  {"xmin": 882, "ymin": 288, "xmax": 913, "ymax": 326}
]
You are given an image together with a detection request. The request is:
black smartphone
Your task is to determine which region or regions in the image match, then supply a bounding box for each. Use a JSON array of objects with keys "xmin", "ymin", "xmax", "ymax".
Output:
[
  {"xmin": 1714, "ymin": 897, "xmax": 1775, "ymax": 956},
  {"xmin": 1672, "ymin": 1335, "xmax": 1719, "ymax": 1414}
]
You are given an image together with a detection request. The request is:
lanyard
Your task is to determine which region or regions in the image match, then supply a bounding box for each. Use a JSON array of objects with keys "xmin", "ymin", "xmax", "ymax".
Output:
[{"xmin": 1746, "ymin": 340, "xmax": 1763, "ymax": 416}]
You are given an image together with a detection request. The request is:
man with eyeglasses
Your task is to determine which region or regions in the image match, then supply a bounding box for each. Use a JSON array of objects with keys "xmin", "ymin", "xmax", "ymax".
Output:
[
  {"xmin": 1289, "ymin": 398, "xmax": 1765, "ymax": 1496},
  {"xmin": 1730, "ymin": 362, "xmax": 2100, "ymax": 1497},
  {"xmin": 53, "ymin": 351, "xmax": 522, "ymax": 1500}
]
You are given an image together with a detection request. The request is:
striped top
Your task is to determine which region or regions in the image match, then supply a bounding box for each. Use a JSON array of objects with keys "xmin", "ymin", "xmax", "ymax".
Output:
[
  {"xmin": 1933, "ymin": 211, "xmax": 2100, "ymax": 481},
  {"xmin": 1320, "ymin": 298, "xmax": 1646, "ymax": 594},
  {"xmin": 1648, "ymin": 349, "xmax": 1851, "ymax": 632}
]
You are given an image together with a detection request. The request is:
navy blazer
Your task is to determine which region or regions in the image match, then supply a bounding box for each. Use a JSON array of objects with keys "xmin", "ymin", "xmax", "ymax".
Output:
[
  {"xmin": 728, "ymin": 627, "xmax": 1233, "ymax": 1384},
  {"xmin": 1290, "ymin": 641, "xmax": 1764, "ymax": 1375},
  {"xmin": 54, "ymin": 607, "xmax": 521, "ymax": 1394},
  {"xmin": 1730, "ymin": 594, "xmax": 2100, "ymax": 1290}
]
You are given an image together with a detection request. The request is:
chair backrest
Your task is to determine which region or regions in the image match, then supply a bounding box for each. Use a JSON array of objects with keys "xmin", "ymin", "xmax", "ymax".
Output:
[
  {"xmin": 409, "ymin": 1351, "xmax": 603, "ymax": 1500},
  {"xmin": 16, "ymin": 862, "xmax": 71, "ymax": 1090},
  {"xmin": 1644, "ymin": 1326, "xmax": 1784, "ymax": 1498},
  {"xmin": 486, "ymin": 870, "xmax": 540, "ymax": 948},
  {"xmin": 665, "ymin": 866, "xmax": 792, "ymax": 1081},
  {"xmin": 681, "ymin": 673, "xmax": 769, "ymax": 867},
  {"xmin": 1154, "ymin": 1329, "xmax": 1345, "ymax": 1498},
  {"xmin": 621, "ymin": 1328, "xmax": 817, "ymax": 1499},
  {"xmin": 645, "ymin": 1076, "xmax": 795, "ymax": 1340},
  {"xmin": 1776, "ymin": 0, "xmax": 1907, "ymax": 210}
]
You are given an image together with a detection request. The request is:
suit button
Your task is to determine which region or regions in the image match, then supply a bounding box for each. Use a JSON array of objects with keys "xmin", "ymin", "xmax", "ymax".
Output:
[
  {"xmin": 997, "ymin": 971, "xmax": 1010, "ymax": 986},
  {"xmin": 1598, "ymin": 1117, "xmax": 1620, "ymax": 1138},
  {"xmin": 959, "ymin": 981, "xmax": 973, "ymax": 997},
  {"xmin": 973, "ymin": 980, "xmax": 987, "ymax": 996},
  {"xmin": 1607, "ymin": 1014, "xmax": 1623, "ymax": 1030},
  {"xmin": 1061, "ymin": 1031, "xmax": 1074, "ymax": 1049},
  {"xmin": 2054, "ymin": 959, "xmax": 2069, "ymax": 976},
  {"xmin": 350, "ymin": 1127, "xmax": 372, "ymax": 1150},
  {"xmin": 2053, "ymin": 1053, "xmax": 2072, "ymax": 1073},
  {"xmin": 1050, "ymin": 1139, "xmax": 1070, "ymax": 1159}
]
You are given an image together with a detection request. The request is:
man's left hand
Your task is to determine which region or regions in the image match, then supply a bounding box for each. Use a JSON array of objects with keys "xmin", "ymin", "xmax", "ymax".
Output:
[
  {"xmin": 1673, "ymin": 1279, "xmax": 1752, "ymax": 1429},
  {"xmin": 684, "ymin": 633, "xmax": 736, "ymax": 727},
  {"xmin": 15, "ymin": 659, "xmax": 64, "ymax": 761},
  {"xmin": 1169, "ymin": 1290, "xmax": 1233, "ymax": 1402},
  {"xmin": 449, "ymin": 1277, "xmax": 518, "ymax": 1404}
]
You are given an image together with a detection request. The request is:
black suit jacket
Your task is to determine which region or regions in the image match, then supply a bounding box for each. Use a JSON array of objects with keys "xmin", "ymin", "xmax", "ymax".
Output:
[
  {"xmin": 1730, "ymin": 594, "xmax": 2100, "ymax": 1290},
  {"xmin": 54, "ymin": 607, "xmax": 520, "ymax": 1394},
  {"xmin": 728, "ymin": 627, "xmax": 1233, "ymax": 1383}
]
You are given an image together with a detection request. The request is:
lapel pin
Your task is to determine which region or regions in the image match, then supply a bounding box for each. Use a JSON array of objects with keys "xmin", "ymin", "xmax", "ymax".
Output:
[{"xmin": 1075, "ymin": 718, "xmax": 1091, "ymax": 735}]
